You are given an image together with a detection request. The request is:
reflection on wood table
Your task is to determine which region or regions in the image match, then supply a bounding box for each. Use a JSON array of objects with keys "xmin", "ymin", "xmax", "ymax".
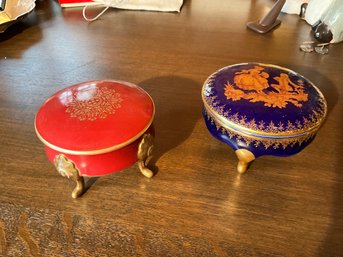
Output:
[{"xmin": 1, "ymin": 0, "xmax": 342, "ymax": 256}]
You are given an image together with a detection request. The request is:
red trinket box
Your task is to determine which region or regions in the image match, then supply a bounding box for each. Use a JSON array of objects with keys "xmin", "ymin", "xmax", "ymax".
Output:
[
  {"xmin": 57, "ymin": 0, "xmax": 98, "ymax": 8},
  {"xmin": 35, "ymin": 80, "xmax": 155, "ymax": 198}
]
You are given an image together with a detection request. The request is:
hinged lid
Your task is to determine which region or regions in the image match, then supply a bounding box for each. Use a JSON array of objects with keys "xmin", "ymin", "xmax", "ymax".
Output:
[
  {"xmin": 202, "ymin": 63, "xmax": 327, "ymax": 138},
  {"xmin": 35, "ymin": 80, "xmax": 154, "ymax": 155}
]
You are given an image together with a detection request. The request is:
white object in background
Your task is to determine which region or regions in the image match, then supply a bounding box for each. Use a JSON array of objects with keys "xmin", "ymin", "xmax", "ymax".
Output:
[
  {"xmin": 281, "ymin": 0, "xmax": 308, "ymax": 15},
  {"xmin": 304, "ymin": 0, "xmax": 334, "ymax": 25},
  {"xmin": 94, "ymin": 0, "xmax": 183, "ymax": 12},
  {"xmin": 8, "ymin": 0, "xmax": 35, "ymax": 20},
  {"xmin": 83, "ymin": 0, "xmax": 183, "ymax": 21},
  {"xmin": 0, "ymin": 0, "xmax": 36, "ymax": 32},
  {"xmin": 312, "ymin": 0, "xmax": 343, "ymax": 43}
]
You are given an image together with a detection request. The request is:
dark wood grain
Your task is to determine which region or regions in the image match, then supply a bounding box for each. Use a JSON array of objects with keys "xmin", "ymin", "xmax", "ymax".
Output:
[{"xmin": 1, "ymin": 0, "xmax": 343, "ymax": 256}]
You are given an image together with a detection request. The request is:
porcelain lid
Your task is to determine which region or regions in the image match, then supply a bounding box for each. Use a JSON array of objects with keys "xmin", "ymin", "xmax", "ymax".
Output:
[
  {"xmin": 202, "ymin": 63, "xmax": 327, "ymax": 138},
  {"xmin": 35, "ymin": 80, "xmax": 154, "ymax": 155}
]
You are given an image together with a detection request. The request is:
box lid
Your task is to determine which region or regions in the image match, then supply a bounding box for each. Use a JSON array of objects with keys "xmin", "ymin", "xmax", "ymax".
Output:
[
  {"xmin": 202, "ymin": 63, "xmax": 327, "ymax": 138},
  {"xmin": 35, "ymin": 80, "xmax": 154, "ymax": 155}
]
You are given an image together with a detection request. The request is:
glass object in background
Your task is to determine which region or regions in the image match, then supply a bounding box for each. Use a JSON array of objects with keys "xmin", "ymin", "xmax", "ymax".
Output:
[{"xmin": 311, "ymin": 0, "xmax": 343, "ymax": 43}]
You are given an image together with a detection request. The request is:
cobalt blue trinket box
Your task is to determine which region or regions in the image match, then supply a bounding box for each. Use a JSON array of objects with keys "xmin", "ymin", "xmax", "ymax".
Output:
[{"xmin": 202, "ymin": 63, "xmax": 327, "ymax": 173}]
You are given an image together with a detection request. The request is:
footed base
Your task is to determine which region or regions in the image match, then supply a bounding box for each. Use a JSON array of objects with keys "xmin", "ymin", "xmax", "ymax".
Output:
[{"xmin": 235, "ymin": 149, "xmax": 255, "ymax": 173}]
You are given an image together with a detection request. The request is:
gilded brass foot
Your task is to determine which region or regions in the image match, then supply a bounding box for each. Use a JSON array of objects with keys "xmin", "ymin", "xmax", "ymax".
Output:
[
  {"xmin": 54, "ymin": 154, "xmax": 85, "ymax": 198},
  {"xmin": 137, "ymin": 133, "xmax": 154, "ymax": 178},
  {"xmin": 235, "ymin": 149, "xmax": 255, "ymax": 174}
]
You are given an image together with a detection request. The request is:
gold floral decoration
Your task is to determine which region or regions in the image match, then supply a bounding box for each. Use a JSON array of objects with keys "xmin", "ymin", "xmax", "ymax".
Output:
[
  {"xmin": 66, "ymin": 87, "xmax": 123, "ymax": 121},
  {"xmin": 204, "ymin": 109, "xmax": 316, "ymax": 150}
]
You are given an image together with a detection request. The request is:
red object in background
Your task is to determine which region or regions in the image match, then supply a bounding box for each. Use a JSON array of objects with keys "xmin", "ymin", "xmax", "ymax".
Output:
[
  {"xmin": 35, "ymin": 80, "xmax": 155, "ymax": 176},
  {"xmin": 57, "ymin": 0, "xmax": 99, "ymax": 8}
]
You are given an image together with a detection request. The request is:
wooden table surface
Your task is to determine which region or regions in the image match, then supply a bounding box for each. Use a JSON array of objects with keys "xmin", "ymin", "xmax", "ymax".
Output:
[{"xmin": 1, "ymin": 0, "xmax": 343, "ymax": 256}]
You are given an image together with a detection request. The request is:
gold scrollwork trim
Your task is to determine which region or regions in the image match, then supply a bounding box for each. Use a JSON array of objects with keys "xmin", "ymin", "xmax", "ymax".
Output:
[
  {"xmin": 204, "ymin": 95, "xmax": 326, "ymax": 137},
  {"xmin": 137, "ymin": 133, "xmax": 154, "ymax": 178},
  {"xmin": 54, "ymin": 154, "xmax": 85, "ymax": 198},
  {"xmin": 204, "ymin": 108, "xmax": 316, "ymax": 150}
]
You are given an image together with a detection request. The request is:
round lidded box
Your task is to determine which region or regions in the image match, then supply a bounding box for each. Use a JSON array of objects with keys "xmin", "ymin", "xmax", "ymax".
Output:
[
  {"xmin": 35, "ymin": 80, "xmax": 155, "ymax": 198},
  {"xmin": 202, "ymin": 63, "xmax": 327, "ymax": 173}
]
